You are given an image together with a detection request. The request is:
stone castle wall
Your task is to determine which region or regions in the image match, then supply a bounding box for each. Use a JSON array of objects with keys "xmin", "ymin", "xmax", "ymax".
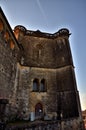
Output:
[
  {"xmin": 0, "ymin": 18, "xmax": 20, "ymax": 120},
  {"xmin": 5, "ymin": 118, "xmax": 84, "ymax": 130},
  {"xmin": 18, "ymin": 33, "xmax": 73, "ymax": 69},
  {"xmin": 0, "ymin": 9, "xmax": 84, "ymax": 129}
]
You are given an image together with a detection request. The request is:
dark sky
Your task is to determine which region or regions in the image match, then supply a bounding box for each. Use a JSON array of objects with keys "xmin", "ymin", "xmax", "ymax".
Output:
[{"xmin": 0, "ymin": 0, "xmax": 86, "ymax": 110}]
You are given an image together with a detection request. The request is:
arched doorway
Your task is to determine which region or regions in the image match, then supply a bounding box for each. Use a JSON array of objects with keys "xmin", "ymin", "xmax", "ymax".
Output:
[
  {"xmin": 0, "ymin": 99, "xmax": 8, "ymax": 121},
  {"xmin": 35, "ymin": 103, "xmax": 43, "ymax": 119}
]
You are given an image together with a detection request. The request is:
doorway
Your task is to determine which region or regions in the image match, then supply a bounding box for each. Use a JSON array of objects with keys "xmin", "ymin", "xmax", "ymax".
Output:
[
  {"xmin": 0, "ymin": 99, "xmax": 8, "ymax": 121},
  {"xmin": 35, "ymin": 103, "xmax": 43, "ymax": 119}
]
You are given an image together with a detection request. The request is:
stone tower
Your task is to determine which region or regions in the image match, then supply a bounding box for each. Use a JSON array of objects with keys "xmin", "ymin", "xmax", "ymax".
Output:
[
  {"xmin": 0, "ymin": 7, "xmax": 84, "ymax": 129},
  {"xmin": 13, "ymin": 25, "xmax": 84, "ymax": 129}
]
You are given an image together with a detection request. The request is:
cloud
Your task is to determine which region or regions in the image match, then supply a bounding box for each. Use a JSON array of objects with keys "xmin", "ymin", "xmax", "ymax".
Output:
[{"xmin": 36, "ymin": 0, "xmax": 48, "ymax": 25}]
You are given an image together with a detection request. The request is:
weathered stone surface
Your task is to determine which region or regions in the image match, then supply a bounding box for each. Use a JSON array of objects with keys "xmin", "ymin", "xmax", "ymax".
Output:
[
  {"xmin": 5, "ymin": 119, "xmax": 84, "ymax": 130},
  {"xmin": 0, "ymin": 7, "xmax": 84, "ymax": 130},
  {"xmin": 18, "ymin": 35, "xmax": 73, "ymax": 69}
]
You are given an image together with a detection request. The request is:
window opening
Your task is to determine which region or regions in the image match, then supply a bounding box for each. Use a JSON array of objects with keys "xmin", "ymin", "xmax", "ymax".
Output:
[
  {"xmin": 40, "ymin": 79, "xmax": 46, "ymax": 92},
  {"xmin": 33, "ymin": 79, "xmax": 39, "ymax": 92}
]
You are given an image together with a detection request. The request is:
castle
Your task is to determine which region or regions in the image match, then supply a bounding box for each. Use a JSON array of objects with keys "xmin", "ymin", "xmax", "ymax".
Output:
[{"xmin": 0, "ymin": 7, "xmax": 84, "ymax": 130}]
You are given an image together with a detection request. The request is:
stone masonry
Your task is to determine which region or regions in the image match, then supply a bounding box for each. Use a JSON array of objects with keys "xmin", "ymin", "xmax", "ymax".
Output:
[{"xmin": 0, "ymin": 7, "xmax": 85, "ymax": 130}]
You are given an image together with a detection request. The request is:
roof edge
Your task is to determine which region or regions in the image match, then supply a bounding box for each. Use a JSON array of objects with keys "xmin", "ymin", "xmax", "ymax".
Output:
[{"xmin": 14, "ymin": 25, "xmax": 71, "ymax": 39}]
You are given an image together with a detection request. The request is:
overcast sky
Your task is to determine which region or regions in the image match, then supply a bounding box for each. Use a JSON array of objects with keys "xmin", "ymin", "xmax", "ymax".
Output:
[{"xmin": 0, "ymin": 0, "xmax": 86, "ymax": 110}]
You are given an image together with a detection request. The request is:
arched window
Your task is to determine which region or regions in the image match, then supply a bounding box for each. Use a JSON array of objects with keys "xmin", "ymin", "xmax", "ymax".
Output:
[
  {"xmin": 10, "ymin": 40, "xmax": 15, "ymax": 50},
  {"xmin": 4, "ymin": 31, "xmax": 10, "ymax": 41},
  {"xmin": 33, "ymin": 79, "xmax": 39, "ymax": 92},
  {"xmin": 0, "ymin": 19, "xmax": 4, "ymax": 32},
  {"xmin": 40, "ymin": 79, "xmax": 46, "ymax": 92}
]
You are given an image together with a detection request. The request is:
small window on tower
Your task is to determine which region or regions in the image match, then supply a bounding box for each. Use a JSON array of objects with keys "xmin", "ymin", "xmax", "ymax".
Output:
[
  {"xmin": 10, "ymin": 40, "xmax": 15, "ymax": 50},
  {"xmin": 0, "ymin": 19, "xmax": 4, "ymax": 32},
  {"xmin": 33, "ymin": 79, "xmax": 39, "ymax": 92},
  {"xmin": 4, "ymin": 31, "xmax": 10, "ymax": 41},
  {"xmin": 40, "ymin": 79, "xmax": 46, "ymax": 92}
]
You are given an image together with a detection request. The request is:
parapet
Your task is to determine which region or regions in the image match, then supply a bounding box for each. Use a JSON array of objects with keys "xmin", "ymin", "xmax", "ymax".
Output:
[
  {"xmin": 14, "ymin": 25, "xmax": 26, "ymax": 39},
  {"xmin": 14, "ymin": 25, "xmax": 70, "ymax": 40}
]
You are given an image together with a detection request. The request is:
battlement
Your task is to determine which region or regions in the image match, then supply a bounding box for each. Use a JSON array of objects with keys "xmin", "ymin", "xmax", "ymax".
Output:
[{"xmin": 14, "ymin": 25, "xmax": 70, "ymax": 39}]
